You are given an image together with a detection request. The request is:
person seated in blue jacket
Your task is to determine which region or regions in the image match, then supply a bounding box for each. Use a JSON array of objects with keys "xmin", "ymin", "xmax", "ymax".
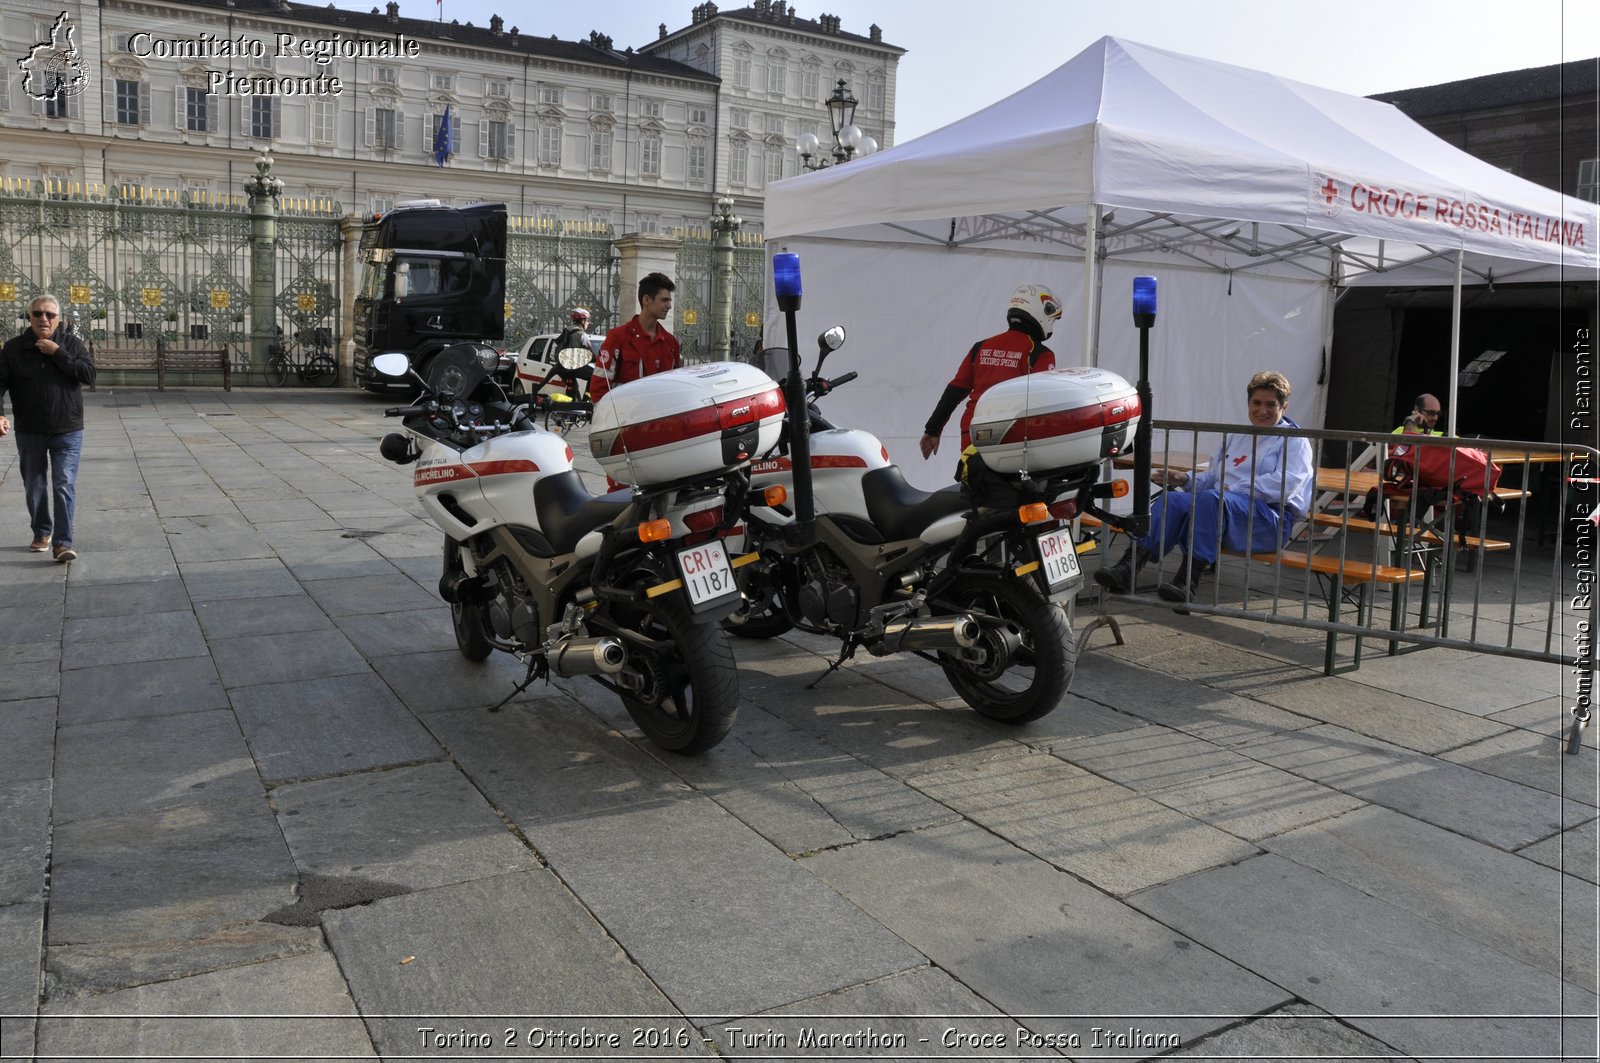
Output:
[{"xmin": 1095, "ymin": 370, "xmax": 1316, "ymax": 603}]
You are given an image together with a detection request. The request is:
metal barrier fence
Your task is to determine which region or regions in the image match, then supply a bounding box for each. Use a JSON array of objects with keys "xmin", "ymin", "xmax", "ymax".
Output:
[
  {"xmin": 1088, "ymin": 420, "xmax": 1595, "ymax": 748},
  {"xmin": 0, "ymin": 178, "xmax": 340, "ymax": 369}
]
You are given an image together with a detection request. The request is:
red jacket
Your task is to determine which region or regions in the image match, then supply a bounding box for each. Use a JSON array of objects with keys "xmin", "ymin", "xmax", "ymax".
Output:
[
  {"xmin": 589, "ymin": 316, "xmax": 680, "ymax": 402},
  {"xmin": 946, "ymin": 329, "xmax": 1055, "ymax": 448}
]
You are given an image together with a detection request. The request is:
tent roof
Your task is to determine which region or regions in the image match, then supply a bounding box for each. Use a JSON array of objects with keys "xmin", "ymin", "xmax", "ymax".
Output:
[{"xmin": 765, "ymin": 37, "xmax": 1599, "ymax": 285}]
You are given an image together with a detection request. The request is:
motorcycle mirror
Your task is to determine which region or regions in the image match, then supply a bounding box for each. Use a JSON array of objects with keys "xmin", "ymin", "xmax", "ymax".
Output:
[
  {"xmin": 372, "ymin": 352, "xmax": 411, "ymax": 377},
  {"xmin": 819, "ymin": 325, "xmax": 846, "ymax": 352},
  {"xmin": 475, "ymin": 346, "xmax": 501, "ymax": 372},
  {"xmin": 556, "ymin": 346, "xmax": 594, "ymax": 371}
]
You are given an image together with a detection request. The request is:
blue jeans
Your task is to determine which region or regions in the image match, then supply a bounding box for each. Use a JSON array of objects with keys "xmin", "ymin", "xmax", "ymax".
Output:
[
  {"xmin": 16, "ymin": 430, "xmax": 83, "ymax": 548},
  {"xmin": 1138, "ymin": 487, "xmax": 1291, "ymax": 565}
]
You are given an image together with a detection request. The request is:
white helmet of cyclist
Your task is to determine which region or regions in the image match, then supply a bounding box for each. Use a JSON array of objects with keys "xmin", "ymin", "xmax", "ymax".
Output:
[{"xmin": 569, "ymin": 307, "xmax": 591, "ymax": 325}]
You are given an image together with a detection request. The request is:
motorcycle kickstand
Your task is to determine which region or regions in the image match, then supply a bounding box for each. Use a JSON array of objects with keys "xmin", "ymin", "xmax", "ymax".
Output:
[
  {"xmin": 808, "ymin": 637, "xmax": 861, "ymax": 690},
  {"xmin": 488, "ymin": 658, "xmax": 545, "ymax": 713}
]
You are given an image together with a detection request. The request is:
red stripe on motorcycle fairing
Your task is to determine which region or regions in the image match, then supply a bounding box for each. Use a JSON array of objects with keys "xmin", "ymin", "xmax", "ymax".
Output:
[
  {"xmin": 612, "ymin": 387, "xmax": 785, "ymax": 455},
  {"xmin": 413, "ymin": 463, "xmax": 476, "ymax": 486},
  {"xmin": 999, "ymin": 393, "xmax": 1143, "ymax": 445},
  {"xmin": 751, "ymin": 453, "xmax": 866, "ymax": 474},
  {"xmin": 467, "ymin": 459, "xmax": 541, "ymax": 477}
]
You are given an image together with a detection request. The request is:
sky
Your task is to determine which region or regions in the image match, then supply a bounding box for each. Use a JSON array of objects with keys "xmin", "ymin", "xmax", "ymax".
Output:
[{"xmin": 363, "ymin": 0, "xmax": 1599, "ymax": 143}]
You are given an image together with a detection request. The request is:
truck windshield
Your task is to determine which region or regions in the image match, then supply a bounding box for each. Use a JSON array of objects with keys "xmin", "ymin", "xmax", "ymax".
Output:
[{"xmin": 393, "ymin": 255, "xmax": 471, "ymax": 299}]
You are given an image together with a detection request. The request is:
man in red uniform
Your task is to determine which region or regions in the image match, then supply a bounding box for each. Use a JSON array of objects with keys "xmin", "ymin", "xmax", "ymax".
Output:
[
  {"xmin": 919, "ymin": 283, "xmax": 1063, "ymax": 459},
  {"xmin": 588, "ymin": 272, "xmax": 678, "ymax": 403}
]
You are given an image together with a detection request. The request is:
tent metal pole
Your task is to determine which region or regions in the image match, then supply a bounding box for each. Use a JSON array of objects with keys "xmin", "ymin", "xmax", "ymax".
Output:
[
  {"xmin": 1082, "ymin": 203, "xmax": 1101, "ymax": 366},
  {"xmin": 1448, "ymin": 249, "xmax": 1463, "ymax": 436}
]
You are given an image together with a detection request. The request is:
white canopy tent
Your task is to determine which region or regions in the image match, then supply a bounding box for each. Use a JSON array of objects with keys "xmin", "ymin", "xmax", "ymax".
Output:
[{"xmin": 763, "ymin": 36, "xmax": 1598, "ymax": 487}]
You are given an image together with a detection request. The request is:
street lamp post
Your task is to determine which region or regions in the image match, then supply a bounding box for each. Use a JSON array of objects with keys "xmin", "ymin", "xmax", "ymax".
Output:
[{"xmin": 796, "ymin": 79, "xmax": 878, "ymax": 171}]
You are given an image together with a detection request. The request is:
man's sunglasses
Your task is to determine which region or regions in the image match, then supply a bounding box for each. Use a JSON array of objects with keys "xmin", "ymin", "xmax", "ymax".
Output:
[{"xmin": 30, "ymin": 310, "xmax": 59, "ymax": 320}]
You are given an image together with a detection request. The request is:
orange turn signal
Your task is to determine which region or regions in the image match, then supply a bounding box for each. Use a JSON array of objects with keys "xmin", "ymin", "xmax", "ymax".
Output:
[
  {"xmin": 1018, "ymin": 502, "xmax": 1050, "ymax": 525},
  {"xmin": 638, "ymin": 519, "xmax": 672, "ymax": 543},
  {"xmin": 1109, "ymin": 479, "xmax": 1130, "ymax": 498},
  {"xmin": 762, "ymin": 484, "xmax": 788, "ymax": 507}
]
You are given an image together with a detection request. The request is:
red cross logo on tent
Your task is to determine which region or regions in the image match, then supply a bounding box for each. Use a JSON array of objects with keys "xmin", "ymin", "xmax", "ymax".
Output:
[{"xmin": 1321, "ymin": 178, "xmax": 1339, "ymax": 204}]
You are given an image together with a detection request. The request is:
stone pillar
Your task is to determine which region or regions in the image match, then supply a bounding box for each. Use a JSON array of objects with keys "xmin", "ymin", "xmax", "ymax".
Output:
[
  {"xmin": 243, "ymin": 154, "xmax": 284, "ymax": 371},
  {"xmin": 708, "ymin": 195, "xmax": 742, "ymax": 363},
  {"xmin": 612, "ymin": 230, "xmax": 680, "ymax": 329},
  {"xmin": 338, "ymin": 212, "xmax": 365, "ymax": 380}
]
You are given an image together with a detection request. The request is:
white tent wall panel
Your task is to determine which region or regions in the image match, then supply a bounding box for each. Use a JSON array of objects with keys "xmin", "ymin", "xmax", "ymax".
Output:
[{"xmin": 765, "ymin": 237, "xmax": 1327, "ymax": 490}]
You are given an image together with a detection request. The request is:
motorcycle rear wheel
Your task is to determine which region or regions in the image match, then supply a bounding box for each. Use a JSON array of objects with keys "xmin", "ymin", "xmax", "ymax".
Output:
[
  {"xmin": 615, "ymin": 597, "xmax": 738, "ymax": 754},
  {"xmin": 934, "ymin": 575, "xmax": 1074, "ymax": 723}
]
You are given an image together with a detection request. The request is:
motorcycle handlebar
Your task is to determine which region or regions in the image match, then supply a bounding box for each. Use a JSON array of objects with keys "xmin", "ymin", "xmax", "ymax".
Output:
[
  {"xmin": 385, "ymin": 404, "xmax": 429, "ymax": 417},
  {"xmin": 807, "ymin": 371, "xmax": 859, "ymax": 398}
]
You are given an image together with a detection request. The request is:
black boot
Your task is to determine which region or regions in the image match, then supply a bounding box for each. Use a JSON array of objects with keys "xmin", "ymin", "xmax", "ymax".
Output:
[
  {"xmin": 1093, "ymin": 546, "xmax": 1145, "ymax": 594},
  {"xmin": 1157, "ymin": 555, "xmax": 1209, "ymax": 604}
]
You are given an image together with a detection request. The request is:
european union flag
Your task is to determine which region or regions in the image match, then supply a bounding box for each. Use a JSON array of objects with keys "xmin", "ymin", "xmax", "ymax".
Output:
[{"xmin": 433, "ymin": 104, "xmax": 453, "ymax": 167}]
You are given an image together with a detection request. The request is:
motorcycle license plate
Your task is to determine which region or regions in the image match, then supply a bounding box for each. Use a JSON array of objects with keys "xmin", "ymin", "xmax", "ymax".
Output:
[
  {"xmin": 1036, "ymin": 528, "xmax": 1081, "ymax": 590},
  {"xmin": 676, "ymin": 541, "xmax": 739, "ymax": 611}
]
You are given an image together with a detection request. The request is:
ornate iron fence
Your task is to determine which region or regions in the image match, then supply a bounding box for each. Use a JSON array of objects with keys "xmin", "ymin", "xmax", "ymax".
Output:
[
  {"xmin": 0, "ymin": 178, "xmax": 340, "ymax": 374},
  {"xmin": 673, "ymin": 227, "xmax": 766, "ymax": 363},
  {"xmin": 504, "ymin": 217, "xmax": 619, "ymax": 350}
]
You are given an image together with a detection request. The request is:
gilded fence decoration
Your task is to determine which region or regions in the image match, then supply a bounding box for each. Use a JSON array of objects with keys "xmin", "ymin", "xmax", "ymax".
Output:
[{"xmin": 673, "ymin": 227, "xmax": 766, "ymax": 363}]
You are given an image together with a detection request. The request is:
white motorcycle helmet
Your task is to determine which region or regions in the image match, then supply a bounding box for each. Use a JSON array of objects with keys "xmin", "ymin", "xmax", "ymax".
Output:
[
  {"xmin": 1005, "ymin": 284, "xmax": 1063, "ymax": 339},
  {"xmin": 569, "ymin": 307, "xmax": 591, "ymax": 326}
]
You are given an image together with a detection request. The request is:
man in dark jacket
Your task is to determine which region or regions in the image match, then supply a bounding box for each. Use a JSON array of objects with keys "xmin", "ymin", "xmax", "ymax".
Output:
[{"xmin": 0, "ymin": 294, "xmax": 97, "ymax": 562}]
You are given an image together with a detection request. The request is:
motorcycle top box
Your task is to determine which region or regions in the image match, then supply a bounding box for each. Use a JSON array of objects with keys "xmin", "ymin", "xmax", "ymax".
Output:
[
  {"xmin": 589, "ymin": 362, "xmax": 785, "ymax": 486},
  {"xmin": 967, "ymin": 367, "xmax": 1141, "ymax": 476}
]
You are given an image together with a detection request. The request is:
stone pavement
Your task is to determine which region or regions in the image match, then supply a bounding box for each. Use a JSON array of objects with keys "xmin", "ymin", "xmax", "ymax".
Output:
[{"xmin": 0, "ymin": 386, "xmax": 1596, "ymax": 1062}]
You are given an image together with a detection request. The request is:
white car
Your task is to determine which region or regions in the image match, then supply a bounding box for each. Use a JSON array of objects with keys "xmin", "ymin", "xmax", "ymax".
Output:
[{"xmin": 512, "ymin": 332, "xmax": 602, "ymax": 398}]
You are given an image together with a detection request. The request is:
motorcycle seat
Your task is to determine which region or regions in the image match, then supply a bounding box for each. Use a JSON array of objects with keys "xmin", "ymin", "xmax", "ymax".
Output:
[
  {"xmin": 533, "ymin": 470, "xmax": 632, "ymax": 555},
  {"xmin": 862, "ymin": 465, "xmax": 972, "ymax": 542}
]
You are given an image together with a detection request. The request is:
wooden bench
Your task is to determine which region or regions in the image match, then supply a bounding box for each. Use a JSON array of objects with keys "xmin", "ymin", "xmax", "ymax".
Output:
[
  {"xmin": 89, "ymin": 339, "xmax": 232, "ymax": 391},
  {"xmin": 1308, "ymin": 511, "xmax": 1511, "ymax": 552}
]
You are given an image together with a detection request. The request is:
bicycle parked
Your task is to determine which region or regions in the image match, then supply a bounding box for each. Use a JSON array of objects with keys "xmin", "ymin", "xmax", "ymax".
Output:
[{"xmin": 267, "ymin": 326, "xmax": 338, "ymax": 387}]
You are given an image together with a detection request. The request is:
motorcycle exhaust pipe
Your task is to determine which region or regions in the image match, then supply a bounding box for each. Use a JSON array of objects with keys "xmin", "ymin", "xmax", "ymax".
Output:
[
  {"xmin": 548, "ymin": 636, "xmax": 628, "ymax": 677},
  {"xmin": 874, "ymin": 614, "xmax": 982, "ymax": 656}
]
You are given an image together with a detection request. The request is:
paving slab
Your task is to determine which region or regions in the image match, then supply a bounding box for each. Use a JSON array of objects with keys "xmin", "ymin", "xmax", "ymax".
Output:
[
  {"xmin": 329, "ymin": 603, "xmax": 461, "ymax": 658},
  {"xmin": 62, "ymin": 575, "xmax": 190, "ymax": 619},
  {"xmin": 0, "ymin": 697, "xmax": 56, "ymax": 782},
  {"xmin": 1491, "ymin": 695, "xmax": 1598, "ymax": 749},
  {"xmin": 1266, "ymin": 805, "xmax": 1595, "ymax": 990},
  {"xmin": 1346, "ymin": 644, "xmax": 1564, "ymax": 715},
  {"xmin": 714, "ymin": 964, "xmax": 1060, "ymax": 1061},
  {"xmin": 229, "ymin": 672, "xmax": 443, "ymax": 783},
  {"xmin": 905, "ymin": 752, "xmax": 1258, "ymax": 894},
  {"xmin": 302, "ymin": 571, "xmax": 442, "ymax": 617},
  {"xmin": 37, "ymin": 949, "xmax": 376, "ymax": 1059},
  {"xmin": 1054, "ymin": 724, "xmax": 1258, "ymax": 791},
  {"xmin": 371, "ymin": 649, "xmax": 576, "ymax": 714},
  {"xmin": 531, "ymin": 795, "xmax": 926, "ymax": 1022},
  {"xmin": 1244, "ymin": 672, "xmax": 1511, "ymax": 753},
  {"xmin": 1237, "ymin": 724, "xmax": 1591, "ymax": 850},
  {"xmin": 0, "ymin": 902, "xmax": 43, "ymax": 1063},
  {"xmin": 667, "ymin": 722, "xmax": 961, "ymax": 856},
  {"xmin": 0, "ymin": 779, "xmax": 52, "ymax": 904},
  {"xmin": 1518, "ymin": 818, "xmax": 1600, "ymax": 885},
  {"xmin": 1129, "ymin": 851, "xmax": 1596, "ymax": 1059},
  {"xmin": 1067, "ymin": 653, "xmax": 1319, "ymax": 746},
  {"xmin": 1170, "ymin": 1002, "xmax": 1407, "ymax": 1059},
  {"xmin": 57, "ymin": 655, "xmax": 228, "ymax": 725},
  {"xmin": 1440, "ymin": 727, "xmax": 1600, "ymax": 806},
  {"xmin": 1138, "ymin": 760, "xmax": 1367, "ymax": 841},
  {"xmin": 55, "ymin": 547, "xmax": 180, "ymax": 585},
  {"xmin": 323, "ymin": 871, "xmax": 702, "ymax": 1058},
  {"xmin": 53, "ymin": 709, "xmax": 260, "ymax": 824},
  {"xmin": 208, "ymin": 628, "xmax": 371, "ymax": 690},
  {"xmin": 60, "ymin": 609, "xmax": 209, "ymax": 671},
  {"xmin": 0, "ymin": 604, "xmax": 62, "ymax": 662},
  {"xmin": 193, "ymin": 592, "xmax": 335, "ymax": 640},
  {"xmin": 802, "ymin": 821, "xmax": 1289, "ymax": 1048},
  {"xmin": 162, "ymin": 513, "xmax": 274, "ymax": 562},
  {"xmin": 273, "ymin": 761, "xmax": 539, "ymax": 891},
  {"xmin": 425, "ymin": 704, "xmax": 704, "ymax": 826},
  {"xmin": 180, "ymin": 557, "xmax": 303, "ymax": 601}
]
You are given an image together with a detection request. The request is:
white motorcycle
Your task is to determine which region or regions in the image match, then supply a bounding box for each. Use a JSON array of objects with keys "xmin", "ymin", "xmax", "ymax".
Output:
[
  {"xmin": 730, "ymin": 326, "xmax": 1141, "ymax": 723},
  {"xmin": 374, "ymin": 344, "xmax": 780, "ymax": 754}
]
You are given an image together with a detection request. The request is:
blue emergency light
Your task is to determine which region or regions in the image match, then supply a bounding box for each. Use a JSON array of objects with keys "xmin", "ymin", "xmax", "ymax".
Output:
[
  {"xmin": 773, "ymin": 252, "xmax": 802, "ymax": 312},
  {"xmin": 1132, "ymin": 275, "xmax": 1157, "ymax": 326}
]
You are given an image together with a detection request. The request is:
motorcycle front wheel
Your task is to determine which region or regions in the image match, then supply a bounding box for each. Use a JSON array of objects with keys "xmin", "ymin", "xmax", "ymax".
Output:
[
  {"xmin": 934, "ymin": 574, "xmax": 1074, "ymax": 723},
  {"xmin": 724, "ymin": 586, "xmax": 795, "ymax": 639},
  {"xmin": 613, "ymin": 597, "xmax": 738, "ymax": 754},
  {"xmin": 444, "ymin": 540, "xmax": 492, "ymax": 661}
]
